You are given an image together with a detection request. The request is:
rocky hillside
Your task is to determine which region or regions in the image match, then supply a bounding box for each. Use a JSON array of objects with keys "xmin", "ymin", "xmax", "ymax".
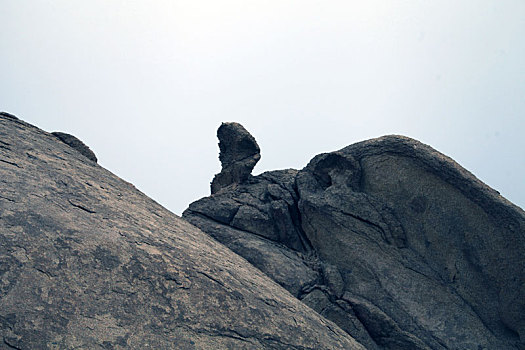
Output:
[
  {"xmin": 1, "ymin": 114, "xmax": 524, "ymax": 349},
  {"xmin": 184, "ymin": 122, "xmax": 525, "ymax": 350},
  {"xmin": 0, "ymin": 114, "xmax": 364, "ymax": 349}
]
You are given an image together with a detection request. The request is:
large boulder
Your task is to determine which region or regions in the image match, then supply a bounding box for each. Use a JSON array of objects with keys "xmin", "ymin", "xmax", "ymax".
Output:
[
  {"xmin": 0, "ymin": 114, "xmax": 365, "ymax": 349},
  {"xmin": 184, "ymin": 125, "xmax": 525, "ymax": 350}
]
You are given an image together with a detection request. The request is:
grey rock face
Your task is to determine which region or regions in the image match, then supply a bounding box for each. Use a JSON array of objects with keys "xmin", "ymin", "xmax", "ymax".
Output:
[
  {"xmin": 211, "ymin": 122, "xmax": 261, "ymax": 194},
  {"xmin": 0, "ymin": 114, "xmax": 365, "ymax": 349},
  {"xmin": 184, "ymin": 125, "xmax": 525, "ymax": 350},
  {"xmin": 52, "ymin": 131, "xmax": 98, "ymax": 163}
]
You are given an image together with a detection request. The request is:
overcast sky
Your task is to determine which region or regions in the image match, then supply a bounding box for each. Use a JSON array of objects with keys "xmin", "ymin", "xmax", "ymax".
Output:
[{"xmin": 1, "ymin": 0, "xmax": 524, "ymax": 214}]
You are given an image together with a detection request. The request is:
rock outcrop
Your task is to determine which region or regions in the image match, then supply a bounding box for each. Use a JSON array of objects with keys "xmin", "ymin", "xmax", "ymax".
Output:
[
  {"xmin": 52, "ymin": 131, "xmax": 98, "ymax": 163},
  {"xmin": 0, "ymin": 114, "xmax": 365, "ymax": 349},
  {"xmin": 184, "ymin": 124, "xmax": 525, "ymax": 349},
  {"xmin": 3, "ymin": 113, "xmax": 524, "ymax": 350},
  {"xmin": 211, "ymin": 122, "xmax": 261, "ymax": 194}
]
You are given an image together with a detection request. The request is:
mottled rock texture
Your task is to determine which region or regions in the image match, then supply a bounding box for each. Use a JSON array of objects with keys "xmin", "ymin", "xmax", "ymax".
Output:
[
  {"xmin": 211, "ymin": 122, "xmax": 261, "ymax": 194},
  {"xmin": 184, "ymin": 125, "xmax": 525, "ymax": 350},
  {"xmin": 0, "ymin": 114, "xmax": 365, "ymax": 349}
]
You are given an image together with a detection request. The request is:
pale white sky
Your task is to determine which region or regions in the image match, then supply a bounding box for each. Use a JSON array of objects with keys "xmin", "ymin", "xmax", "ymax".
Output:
[{"xmin": 1, "ymin": 0, "xmax": 524, "ymax": 213}]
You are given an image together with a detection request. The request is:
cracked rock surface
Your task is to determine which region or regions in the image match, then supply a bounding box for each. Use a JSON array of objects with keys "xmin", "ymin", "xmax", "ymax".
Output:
[
  {"xmin": 0, "ymin": 114, "xmax": 365, "ymax": 349},
  {"xmin": 184, "ymin": 124, "xmax": 525, "ymax": 349}
]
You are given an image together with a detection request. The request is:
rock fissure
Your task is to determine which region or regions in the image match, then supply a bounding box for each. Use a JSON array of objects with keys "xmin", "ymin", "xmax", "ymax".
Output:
[
  {"xmin": 0, "ymin": 195, "xmax": 15, "ymax": 202},
  {"xmin": 290, "ymin": 183, "xmax": 315, "ymax": 252},
  {"xmin": 196, "ymin": 271, "xmax": 227, "ymax": 289},
  {"xmin": 67, "ymin": 199, "xmax": 96, "ymax": 214},
  {"xmin": 33, "ymin": 267, "xmax": 54, "ymax": 279},
  {"xmin": 3, "ymin": 338, "xmax": 22, "ymax": 350},
  {"xmin": 0, "ymin": 159, "xmax": 21, "ymax": 168},
  {"xmin": 336, "ymin": 209, "xmax": 391, "ymax": 245}
]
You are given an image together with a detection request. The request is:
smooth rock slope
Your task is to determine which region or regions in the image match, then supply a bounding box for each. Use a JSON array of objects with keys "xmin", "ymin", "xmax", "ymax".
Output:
[
  {"xmin": 184, "ymin": 123, "xmax": 525, "ymax": 350},
  {"xmin": 0, "ymin": 114, "xmax": 365, "ymax": 349}
]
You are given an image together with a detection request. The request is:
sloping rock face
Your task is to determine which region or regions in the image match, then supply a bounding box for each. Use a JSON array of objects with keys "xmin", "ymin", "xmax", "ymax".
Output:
[
  {"xmin": 0, "ymin": 114, "xmax": 366, "ymax": 349},
  {"xmin": 184, "ymin": 125, "xmax": 525, "ymax": 350}
]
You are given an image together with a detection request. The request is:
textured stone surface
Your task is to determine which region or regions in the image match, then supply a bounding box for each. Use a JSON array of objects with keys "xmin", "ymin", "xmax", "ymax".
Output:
[
  {"xmin": 340, "ymin": 136, "xmax": 525, "ymax": 345},
  {"xmin": 211, "ymin": 122, "xmax": 261, "ymax": 194},
  {"xmin": 0, "ymin": 115, "xmax": 365, "ymax": 349},
  {"xmin": 184, "ymin": 124, "xmax": 525, "ymax": 350}
]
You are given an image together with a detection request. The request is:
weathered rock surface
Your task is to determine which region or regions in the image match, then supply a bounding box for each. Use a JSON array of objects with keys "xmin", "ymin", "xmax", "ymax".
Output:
[
  {"xmin": 0, "ymin": 114, "xmax": 366, "ymax": 349},
  {"xmin": 184, "ymin": 125, "xmax": 525, "ymax": 350},
  {"xmin": 211, "ymin": 122, "xmax": 261, "ymax": 194}
]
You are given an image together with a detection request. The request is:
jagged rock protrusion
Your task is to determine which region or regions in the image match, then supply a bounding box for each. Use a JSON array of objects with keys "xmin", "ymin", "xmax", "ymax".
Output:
[
  {"xmin": 52, "ymin": 131, "xmax": 98, "ymax": 163},
  {"xmin": 211, "ymin": 122, "xmax": 260, "ymax": 194}
]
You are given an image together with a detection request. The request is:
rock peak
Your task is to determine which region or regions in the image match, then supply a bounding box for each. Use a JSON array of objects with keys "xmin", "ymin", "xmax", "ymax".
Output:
[{"xmin": 211, "ymin": 122, "xmax": 260, "ymax": 194}]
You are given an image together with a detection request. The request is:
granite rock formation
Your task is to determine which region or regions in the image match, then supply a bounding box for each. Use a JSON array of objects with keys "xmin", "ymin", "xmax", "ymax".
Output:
[
  {"xmin": 211, "ymin": 122, "xmax": 261, "ymax": 194},
  {"xmin": 184, "ymin": 124, "xmax": 525, "ymax": 349},
  {"xmin": 0, "ymin": 114, "xmax": 365, "ymax": 349}
]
